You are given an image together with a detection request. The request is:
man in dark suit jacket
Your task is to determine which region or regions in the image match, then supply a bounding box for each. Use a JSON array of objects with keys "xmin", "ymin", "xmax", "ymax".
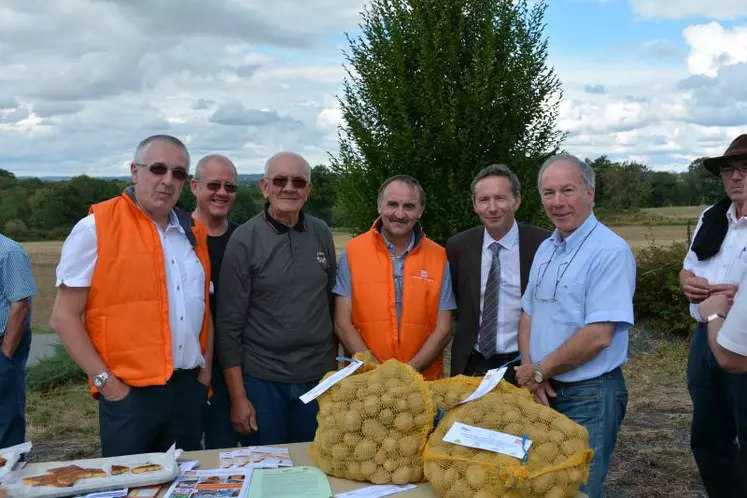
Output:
[{"xmin": 447, "ymin": 164, "xmax": 550, "ymax": 385}]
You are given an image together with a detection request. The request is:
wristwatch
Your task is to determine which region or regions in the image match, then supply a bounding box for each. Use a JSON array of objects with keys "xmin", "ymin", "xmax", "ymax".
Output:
[
  {"xmin": 706, "ymin": 313, "xmax": 726, "ymax": 323},
  {"xmin": 532, "ymin": 363, "xmax": 544, "ymax": 383},
  {"xmin": 92, "ymin": 371, "xmax": 110, "ymax": 389}
]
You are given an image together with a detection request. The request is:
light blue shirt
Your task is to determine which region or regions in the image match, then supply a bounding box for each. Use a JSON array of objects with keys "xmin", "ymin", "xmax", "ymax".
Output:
[
  {"xmin": 521, "ymin": 213, "xmax": 636, "ymax": 382},
  {"xmin": 0, "ymin": 234, "xmax": 37, "ymax": 336},
  {"xmin": 333, "ymin": 232, "xmax": 457, "ymax": 328}
]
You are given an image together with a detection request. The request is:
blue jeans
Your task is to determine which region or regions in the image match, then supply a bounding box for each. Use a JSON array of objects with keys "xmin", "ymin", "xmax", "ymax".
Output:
[
  {"xmin": 0, "ymin": 328, "xmax": 31, "ymax": 449},
  {"xmin": 239, "ymin": 376, "xmax": 320, "ymax": 446},
  {"xmin": 687, "ymin": 323, "xmax": 747, "ymax": 498},
  {"xmin": 204, "ymin": 359, "xmax": 241, "ymax": 450},
  {"xmin": 550, "ymin": 367, "xmax": 627, "ymax": 498}
]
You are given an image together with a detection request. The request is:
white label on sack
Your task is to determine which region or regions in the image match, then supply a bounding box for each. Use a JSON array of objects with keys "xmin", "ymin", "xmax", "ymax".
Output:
[
  {"xmin": 443, "ymin": 422, "xmax": 532, "ymax": 459},
  {"xmin": 299, "ymin": 360, "xmax": 364, "ymax": 404},
  {"xmin": 458, "ymin": 366, "xmax": 507, "ymax": 405},
  {"xmin": 334, "ymin": 484, "xmax": 418, "ymax": 498}
]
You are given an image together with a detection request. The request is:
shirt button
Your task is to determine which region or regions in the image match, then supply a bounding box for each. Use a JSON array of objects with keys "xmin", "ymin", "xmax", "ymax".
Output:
[
  {"xmin": 177, "ymin": 286, "xmax": 180, "ymax": 291},
  {"xmin": 171, "ymin": 259, "xmax": 175, "ymax": 264},
  {"xmin": 180, "ymin": 316, "xmax": 184, "ymax": 321}
]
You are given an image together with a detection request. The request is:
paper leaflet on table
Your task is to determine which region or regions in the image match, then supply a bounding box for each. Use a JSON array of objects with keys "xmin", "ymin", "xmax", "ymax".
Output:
[
  {"xmin": 246, "ymin": 467, "xmax": 332, "ymax": 498},
  {"xmin": 162, "ymin": 469, "xmax": 253, "ymax": 498},
  {"xmin": 0, "ymin": 441, "xmax": 33, "ymax": 483},
  {"xmin": 218, "ymin": 447, "xmax": 292, "ymax": 468},
  {"xmin": 334, "ymin": 483, "xmax": 418, "ymax": 498},
  {"xmin": 443, "ymin": 422, "xmax": 533, "ymax": 459}
]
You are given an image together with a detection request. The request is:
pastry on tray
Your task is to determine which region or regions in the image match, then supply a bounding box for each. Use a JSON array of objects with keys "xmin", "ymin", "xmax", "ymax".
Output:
[
  {"xmin": 131, "ymin": 464, "xmax": 163, "ymax": 474},
  {"xmin": 22, "ymin": 465, "xmax": 108, "ymax": 487},
  {"xmin": 0, "ymin": 456, "xmax": 7, "ymax": 467},
  {"xmin": 111, "ymin": 465, "xmax": 130, "ymax": 476}
]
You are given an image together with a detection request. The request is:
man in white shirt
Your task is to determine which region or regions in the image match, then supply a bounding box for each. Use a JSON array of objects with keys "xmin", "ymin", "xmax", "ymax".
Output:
[
  {"xmin": 446, "ymin": 164, "xmax": 549, "ymax": 385},
  {"xmin": 49, "ymin": 135, "xmax": 213, "ymax": 457},
  {"xmin": 678, "ymin": 133, "xmax": 747, "ymax": 498}
]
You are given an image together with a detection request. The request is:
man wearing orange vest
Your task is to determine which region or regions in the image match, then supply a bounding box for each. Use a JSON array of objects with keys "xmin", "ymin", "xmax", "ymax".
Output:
[
  {"xmin": 50, "ymin": 134, "xmax": 213, "ymax": 457},
  {"xmin": 333, "ymin": 175, "xmax": 456, "ymax": 380}
]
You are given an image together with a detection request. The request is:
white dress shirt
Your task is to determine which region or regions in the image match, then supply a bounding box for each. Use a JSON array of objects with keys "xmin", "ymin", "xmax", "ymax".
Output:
[
  {"xmin": 684, "ymin": 203, "xmax": 747, "ymax": 322},
  {"xmin": 718, "ymin": 267, "xmax": 747, "ymax": 356},
  {"xmin": 477, "ymin": 221, "xmax": 522, "ymax": 354},
  {"xmin": 56, "ymin": 211, "xmax": 206, "ymax": 370}
]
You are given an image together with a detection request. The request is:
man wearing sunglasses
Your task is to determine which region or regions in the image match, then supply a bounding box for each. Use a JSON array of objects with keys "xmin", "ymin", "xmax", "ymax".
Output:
[
  {"xmin": 50, "ymin": 134, "xmax": 213, "ymax": 457},
  {"xmin": 216, "ymin": 151, "xmax": 337, "ymax": 445},
  {"xmin": 332, "ymin": 175, "xmax": 456, "ymax": 381},
  {"xmin": 190, "ymin": 154, "xmax": 240, "ymax": 450},
  {"xmin": 514, "ymin": 155, "xmax": 636, "ymax": 497},
  {"xmin": 677, "ymin": 134, "xmax": 747, "ymax": 498}
]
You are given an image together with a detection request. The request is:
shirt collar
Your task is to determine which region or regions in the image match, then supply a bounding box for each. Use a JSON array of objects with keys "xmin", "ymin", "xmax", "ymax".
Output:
[
  {"xmin": 166, "ymin": 210, "xmax": 184, "ymax": 233},
  {"xmin": 262, "ymin": 202, "xmax": 307, "ymax": 234},
  {"xmin": 726, "ymin": 202, "xmax": 746, "ymax": 225},
  {"xmin": 381, "ymin": 230, "xmax": 415, "ymax": 257},
  {"xmin": 551, "ymin": 212, "xmax": 599, "ymax": 251},
  {"xmin": 483, "ymin": 221, "xmax": 518, "ymax": 252}
]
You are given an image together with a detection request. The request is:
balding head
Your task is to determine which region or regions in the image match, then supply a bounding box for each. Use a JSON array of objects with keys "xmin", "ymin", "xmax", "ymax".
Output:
[
  {"xmin": 264, "ymin": 151, "xmax": 312, "ymax": 181},
  {"xmin": 195, "ymin": 154, "xmax": 238, "ymax": 182}
]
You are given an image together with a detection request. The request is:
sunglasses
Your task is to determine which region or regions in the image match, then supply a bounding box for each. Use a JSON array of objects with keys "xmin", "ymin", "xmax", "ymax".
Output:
[
  {"xmin": 202, "ymin": 181, "xmax": 238, "ymax": 193},
  {"xmin": 721, "ymin": 164, "xmax": 747, "ymax": 175},
  {"xmin": 268, "ymin": 176, "xmax": 309, "ymax": 189},
  {"xmin": 135, "ymin": 162, "xmax": 189, "ymax": 181}
]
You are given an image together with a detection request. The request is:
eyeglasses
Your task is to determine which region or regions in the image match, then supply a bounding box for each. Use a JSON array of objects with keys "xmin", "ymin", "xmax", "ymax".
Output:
[
  {"xmin": 134, "ymin": 162, "xmax": 188, "ymax": 181},
  {"xmin": 201, "ymin": 180, "xmax": 238, "ymax": 193},
  {"xmin": 268, "ymin": 176, "xmax": 309, "ymax": 189},
  {"xmin": 721, "ymin": 164, "xmax": 747, "ymax": 175}
]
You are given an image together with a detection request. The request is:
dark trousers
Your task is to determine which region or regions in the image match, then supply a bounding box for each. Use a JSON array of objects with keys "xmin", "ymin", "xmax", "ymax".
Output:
[
  {"xmin": 204, "ymin": 359, "xmax": 241, "ymax": 450},
  {"xmin": 239, "ymin": 375, "xmax": 320, "ymax": 446},
  {"xmin": 98, "ymin": 369, "xmax": 208, "ymax": 457},
  {"xmin": 463, "ymin": 350, "xmax": 521, "ymax": 386},
  {"xmin": 0, "ymin": 329, "xmax": 31, "ymax": 449},
  {"xmin": 687, "ymin": 323, "xmax": 747, "ymax": 498}
]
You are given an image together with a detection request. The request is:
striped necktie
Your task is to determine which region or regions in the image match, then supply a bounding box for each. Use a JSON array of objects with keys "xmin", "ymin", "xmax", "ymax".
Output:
[{"xmin": 478, "ymin": 242, "xmax": 501, "ymax": 357}]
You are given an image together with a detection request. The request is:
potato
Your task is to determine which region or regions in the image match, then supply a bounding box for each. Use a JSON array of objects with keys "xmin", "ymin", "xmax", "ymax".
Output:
[
  {"xmin": 503, "ymin": 422, "xmax": 524, "ymax": 437},
  {"xmin": 410, "ymin": 465, "xmax": 423, "ymax": 482},
  {"xmin": 360, "ymin": 460, "xmax": 377, "ymax": 477},
  {"xmin": 382, "ymin": 437, "xmax": 398, "ymax": 454},
  {"xmin": 392, "ymin": 467, "xmax": 411, "ymax": 485},
  {"xmin": 385, "ymin": 378, "xmax": 402, "ymax": 390},
  {"xmin": 465, "ymin": 464, "xmax": 487, "ymax": 489},
  {"xmin": 414, "ymin": 413, "xmax": 428, "ymax": 427},
  {"xmin": 346, "ymin": 461, "xmax": 363, "ymax": 480},
  {"xmin": 544, "ymin": 486, "xmax": 567, "ymax": 498},
  {"xmin": 354, "ymin": 439, "xmax": 376, "ymax": 460},
  {"xmin": 321, "ymin": 428, "xmax": 342, "ymax": 451},
  {"xmin": 378, "ymin": 408, "xmax": 395, "ymax": 425},
  {"xmin": 531, "ymin": 473, "xmax": 556, "ymax": 494},
  {"xmin": 482, "ymin": 411, "xmax": 502, "ymax": 427},
  {"xmin": 383, "ymin": 459, "xmax": 398, "ymax": 472},
  {"xmin": 363, "ymin": 419, "xmax": 387, "ymax": 439},
  {"xmin": 449, "ymin": 478, "xmax": 471, "ymax": 498},
  {"xmin": 473, "ymin": 491, "xmax": 496, "ymax": 498},
  {"xmin": 343, "ymin": 411, "xmax": 363, "ymax": 431},
  {"xmin": 394, "ymin": 413, "xmax": 415, "ymax": 432},
  {"xmin": 379, "ymin": 360, "xmax": 401, "ymax": 378},
  {"xmin": 370, "ymin": 469, "xmax": 391, "ymax": 484},
  {"xmin": 443, "ymin": 467, "xmax": 459, "ymax": 488},
  {"xmin": 364, "ymin": 395, "xmax": 381, "ymax": 416},
  {"xmin": 407, "ymin": 392, "xmax": 425, "ymax": 412},
  {"xmin": 344, "ymin": 432, "xmax": 362, "ymax": 447},
  {"xmin": 399, "ymin": 435, "xmax": 420, "ymax": 456},
  {"xmin": 568, "ymin": 468, "xmax": 583, "ymax": 483},
  {"xmin": 549, "ymin": 430, "xmax": 566, "ymax": 445},
  {"xmin": 561, "ymin": 439, "xmax": 584, "ymax": 456},
  {"xmin": 331, "ymin": 444, "xmax": 350, "ymax": 460},
  {"xmin": 535, "ymin": 442, "xmax": 560, "ymax": 462},
  {"xmin": 374, "ymin": 449, "xmax": 389, "ymax": 464},
  {"xmin": 381, "ymin": 392, "xmax": 395, "ymax": 407}
]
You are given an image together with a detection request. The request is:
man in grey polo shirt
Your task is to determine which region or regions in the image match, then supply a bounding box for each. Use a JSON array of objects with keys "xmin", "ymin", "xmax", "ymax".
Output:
[{"xmin": 216, "ymin": 151, "xmax": 337, "ymax": 445}]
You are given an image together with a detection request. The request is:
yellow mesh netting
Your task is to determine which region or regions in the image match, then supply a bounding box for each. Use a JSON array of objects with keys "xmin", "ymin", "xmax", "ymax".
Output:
[
  {"xmin": 309, "ymin": 358, "xmax": 436, "ymax": 485},
  {"xmin": 427, "ymin": 374, "xmax": 533, "ymax": 412},
  {"xmin": 423, "ymin": 392, "xmax": 594, "ymax": 497}
]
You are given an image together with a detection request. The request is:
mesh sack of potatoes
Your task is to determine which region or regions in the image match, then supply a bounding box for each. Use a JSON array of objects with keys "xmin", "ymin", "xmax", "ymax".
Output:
[
  {"xmin": 423, "ymin": 392, "xmax": 594, "ymax": 498},
  {"xmin": 427, "ymin": 375, "xmax": 532, "ymax": 412},
  {"xmin": 309, "ymin": 358, "xmax": 436, "ymax": 485}
]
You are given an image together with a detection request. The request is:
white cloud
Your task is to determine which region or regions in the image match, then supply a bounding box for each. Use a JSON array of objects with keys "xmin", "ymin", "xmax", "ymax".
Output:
[
  {"xmin": 683, "ymin": 22, "xmax": 747, "ymax": 76},
  {"xmin": 631, "ymin": 0, "xmax": 747, "ymax": 20}
]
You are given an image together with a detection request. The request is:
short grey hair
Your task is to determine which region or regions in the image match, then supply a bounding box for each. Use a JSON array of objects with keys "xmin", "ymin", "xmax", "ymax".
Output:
[
  {"xmin": 377, "ymin": 175, "xmax": 426, "ymax": 207},
  {"xmin": 471, "ymin": 164, "xmax": 521, "ymax": 198},
  {"xmin": 538, "ymin": 154, "xmax": 595, "ymax": 191},
  {"xmin": 194, "ymin": 154, "xmax": 238, "ymax": 181},
  {"xmin": 263, "ymin": 151, "xmax": 312, "ymax": 181},
  {"xmin": 133, "ymin": 134, "xmax": 190, "ymax": 168}
]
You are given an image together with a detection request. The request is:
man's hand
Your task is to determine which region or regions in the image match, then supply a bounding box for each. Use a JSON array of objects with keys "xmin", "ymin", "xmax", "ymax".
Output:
[
  {"xmin": 100, "ymin": 376, "xmax": 131, "ymax": 402},
  {"xmin": 1, "ymin": 339, "xmax": 14, "ymax": 360},
  {"xmin": 514, "ymin": 363, "xmax": 535, "ymax": 388},
  {"xmin": 231, "ymin": 396, "xmax": 258, "ymax": 435},
  {"xmin": 197, "ymin": 367, "xmax": 211, "ymax": 388},
  {"xmin": 698, "ymin": 293, "xmax": 732, "ymax": 319},
  {"xmin": 683, "ymin": 276, "xmax": 710, "ymax": 303},
  {"xmin": 709, "ymin": 283, "xmax": 738, "ymax": 305},
  {"xmin": 532, "ymin": 382, "xmax": 557, "ymax": 406}
]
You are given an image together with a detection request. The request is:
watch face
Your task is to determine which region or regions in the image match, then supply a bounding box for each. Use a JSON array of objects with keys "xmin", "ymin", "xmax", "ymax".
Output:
[
  {"xmin": 534, "ymin": 372, "xmax": 543, "ymax": 383},
  {"xmin": 93, "ymin": 377, "xmax": 102, "ymax": 388}
]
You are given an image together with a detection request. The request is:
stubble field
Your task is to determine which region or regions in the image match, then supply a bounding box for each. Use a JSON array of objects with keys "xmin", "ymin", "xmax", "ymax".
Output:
[{"xmin": 21, "ymin": 207, "xmax": 705, "ymax": 496}]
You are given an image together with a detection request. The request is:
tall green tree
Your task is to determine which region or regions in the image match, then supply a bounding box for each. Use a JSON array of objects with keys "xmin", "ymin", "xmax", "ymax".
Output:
[
  {"xmin": 332, "ymin": 0, "xmax": 564, "ymax": 242},
  {"xmin": 306, "ymin": 165, "xmax": 341, "ymax": 227}
]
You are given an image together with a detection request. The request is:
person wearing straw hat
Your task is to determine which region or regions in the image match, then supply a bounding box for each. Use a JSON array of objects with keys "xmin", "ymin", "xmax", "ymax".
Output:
[{"xmin": 678, "ymin": 134, "xmax": 747, "ymax": 498}]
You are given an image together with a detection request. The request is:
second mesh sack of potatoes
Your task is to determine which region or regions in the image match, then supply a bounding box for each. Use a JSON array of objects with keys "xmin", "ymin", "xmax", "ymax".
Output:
[
  {"xmin": 423, "ymin": 391, "xmax": 594, "ymax": 498},
  {"xmin": 309, "ymin": 358, "xmax": 436, "ymax": 485}
]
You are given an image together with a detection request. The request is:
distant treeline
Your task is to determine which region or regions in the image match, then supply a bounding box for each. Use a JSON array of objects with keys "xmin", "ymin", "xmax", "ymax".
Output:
[{"xmin": 0, "ymin": 156, "xmax": 722, "ymax": 241}]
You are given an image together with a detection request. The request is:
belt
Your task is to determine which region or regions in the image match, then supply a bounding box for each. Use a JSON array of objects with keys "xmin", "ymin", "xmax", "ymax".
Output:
[{"xmin": 549, "ymin": 366, "xmax": 623, "ymax": 388}]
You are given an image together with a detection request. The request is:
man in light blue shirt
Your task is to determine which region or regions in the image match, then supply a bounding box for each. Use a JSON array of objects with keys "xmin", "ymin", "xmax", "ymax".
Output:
[
  {"xmin": 514, "ymin": 154, "xmax": 636, "ymax": 498},
  {"xmin": 0, "ymin": 233, "xmax": 37, "ymax": 449}
]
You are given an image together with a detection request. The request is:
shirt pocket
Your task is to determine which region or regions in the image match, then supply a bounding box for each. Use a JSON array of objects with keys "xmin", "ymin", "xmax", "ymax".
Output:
[{"xmin": 554, "ymin": 281, "xmax": 586, "ymax": 327}]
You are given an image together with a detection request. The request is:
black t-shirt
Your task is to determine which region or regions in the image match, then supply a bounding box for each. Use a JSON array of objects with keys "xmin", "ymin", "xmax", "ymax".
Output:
[{"xmin": 207, "ymin": 220, "xmax": 239, "ymax": 322}]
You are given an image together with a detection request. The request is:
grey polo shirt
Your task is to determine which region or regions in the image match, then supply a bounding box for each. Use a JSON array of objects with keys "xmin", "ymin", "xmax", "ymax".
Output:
[{"xmin": 215, "ymin": 207, "xmax": 337, "ymax": 383}]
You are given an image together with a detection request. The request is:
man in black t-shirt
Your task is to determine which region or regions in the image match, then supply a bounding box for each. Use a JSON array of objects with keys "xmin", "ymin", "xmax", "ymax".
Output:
[{"xmin": 191, "ymin": 153, "xmax": 239, "ymax": 449}]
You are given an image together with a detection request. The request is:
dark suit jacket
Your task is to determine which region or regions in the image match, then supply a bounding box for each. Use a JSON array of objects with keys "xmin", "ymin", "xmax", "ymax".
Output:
[{"xmin": 446, "ymin": 223, "xmax": 551, "ymax": 376}]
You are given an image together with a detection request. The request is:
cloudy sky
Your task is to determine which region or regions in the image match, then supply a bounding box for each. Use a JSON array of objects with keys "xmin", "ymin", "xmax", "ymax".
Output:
[{"xmin": 0, "ymin": 0, "xmax": 745, "ymax": 178}]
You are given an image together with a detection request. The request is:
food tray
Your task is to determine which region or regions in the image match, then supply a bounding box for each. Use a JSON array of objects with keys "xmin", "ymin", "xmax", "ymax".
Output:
[
  {"xmin": 3, "ymin": 445, "xmax": 181, "ymax": 498},
  {"xmin": 0, "ymin": 442, "xmax": 32, "ymax": 483}
]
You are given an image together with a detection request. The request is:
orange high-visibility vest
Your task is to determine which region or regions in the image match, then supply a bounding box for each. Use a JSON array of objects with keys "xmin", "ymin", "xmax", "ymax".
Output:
[
  {"xmin": 346, "ymin": 221, "xmax": 447, "ymax": 380},
  {"xmin": 84, "ymin": 191, "xmax": 211, "ymax": 395}
]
